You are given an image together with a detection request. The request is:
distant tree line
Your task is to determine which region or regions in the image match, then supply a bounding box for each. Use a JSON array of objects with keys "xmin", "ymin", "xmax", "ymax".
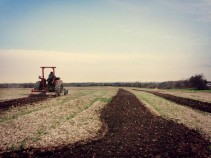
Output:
[
  {"xmin": 0, "ymin": 83, "xmax": 34, "ymax": 88},
  {"xmin": 0, "ymin": 74, "xmax": 210, "ymax": 90},
  {"xmin": 63, "ymin": 74, "xmax": 210, "ymax": 90}
]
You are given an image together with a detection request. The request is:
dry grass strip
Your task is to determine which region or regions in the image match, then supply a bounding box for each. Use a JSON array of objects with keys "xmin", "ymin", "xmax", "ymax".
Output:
[
  {"xmin": 0, "ymin": 87, "xmax": 117, "ymax": 153},
  {"xmin": 131, "ymin": 89, "xmax": 211, "ymax": 140}
]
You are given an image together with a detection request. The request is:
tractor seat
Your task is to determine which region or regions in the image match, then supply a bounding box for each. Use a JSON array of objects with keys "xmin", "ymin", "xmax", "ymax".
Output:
[{"xmin": 55, "ymin": 77, "xmax": 60, "ymax": 80}]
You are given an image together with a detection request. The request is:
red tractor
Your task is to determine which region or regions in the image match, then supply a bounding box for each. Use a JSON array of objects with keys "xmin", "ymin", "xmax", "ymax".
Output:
[{"xmin": 31, "ymin": 66, "xmax": 68, "ymax": 96}]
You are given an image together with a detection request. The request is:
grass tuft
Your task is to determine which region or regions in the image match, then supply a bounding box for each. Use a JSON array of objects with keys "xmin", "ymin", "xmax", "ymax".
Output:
[
  {"xmin": 10, "ymin": 144, "xmax": 16, "ymax": 151},
  {"xmin": 19, "ymin": 138, "xmax": 27, "ymax": 149},
  {"xmin": 99, "ymin": 98, "xmax": 112, "ymax": 103},
  {"xmin": 37, "ymin": 129, "xmax": 48, "ymax": 135},
  {"xmin": 30, "ymin": 129, "xmax": 48, "ymax": 142}
]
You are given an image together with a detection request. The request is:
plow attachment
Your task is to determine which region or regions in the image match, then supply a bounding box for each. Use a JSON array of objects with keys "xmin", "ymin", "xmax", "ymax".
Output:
[{"xmin": 30, "ymin": 89, "xmax": 56, "ymax": 97}]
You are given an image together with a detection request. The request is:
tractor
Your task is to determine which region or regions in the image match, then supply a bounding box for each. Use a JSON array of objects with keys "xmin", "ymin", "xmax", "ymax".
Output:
[{"xmin": 31, "ymin": 66, "xmax": 68, "ymax": 96}]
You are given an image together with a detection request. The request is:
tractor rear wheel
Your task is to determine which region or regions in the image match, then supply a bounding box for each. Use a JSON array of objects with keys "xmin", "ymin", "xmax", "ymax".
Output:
[
  {"xmin": 34, "ymin": 81, "xmax": 41, "ymax": 90},
  {"xmin": 55, "ymin": 82, "xmax": 64, "ymax": 96}
]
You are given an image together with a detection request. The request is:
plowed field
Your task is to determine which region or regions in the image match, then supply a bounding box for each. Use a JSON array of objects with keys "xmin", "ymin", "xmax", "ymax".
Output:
[
  {"xmin": 0, "ymin": 97, "xmax": 48, "ymax": 111},
  {"xmin": 1, "ymin": 89, "xmax": 210, "ymax": 157},
  {"xmin": 134, "ymin": 89, "xmax": 211, "ymax": 113}
]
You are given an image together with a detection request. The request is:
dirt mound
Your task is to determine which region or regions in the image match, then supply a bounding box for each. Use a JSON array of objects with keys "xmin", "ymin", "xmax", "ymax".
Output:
[
  {"xmin": 134, "ymin": 89, "xmax": 211, "ymax": 113},
  {"xmin": 1, "ymin": 89, "xmax": 210, "ymax": 157},
  {"xmin": 0, "ymin": 96, "xmax": 48, "ymax": 111}
]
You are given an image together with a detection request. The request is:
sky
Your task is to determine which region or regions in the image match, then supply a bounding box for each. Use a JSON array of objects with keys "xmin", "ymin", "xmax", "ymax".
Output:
[{"xmin": 0, "ymin": 0, "xmax": 211, "ymax": 83}]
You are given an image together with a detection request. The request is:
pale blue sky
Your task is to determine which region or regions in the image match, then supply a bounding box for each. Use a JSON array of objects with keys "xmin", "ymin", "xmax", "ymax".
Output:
[{"xmin": 0, "ymin": 0, "xmax": 211, "ymax": 82}]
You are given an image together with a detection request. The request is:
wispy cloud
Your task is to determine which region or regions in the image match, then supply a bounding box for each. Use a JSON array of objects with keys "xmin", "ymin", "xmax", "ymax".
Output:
[
  {"xmin": 0, "ymin": 1, "xmax": 211, "ymax": 82},
  {"xmin": 1, "ymin": 49, "xmax": 210, "ymax": 82}
]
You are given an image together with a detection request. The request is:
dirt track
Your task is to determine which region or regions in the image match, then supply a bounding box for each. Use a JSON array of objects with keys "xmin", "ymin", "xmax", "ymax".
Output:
[
  {"xmin": 134, "ymin": 89, "xmax": 211, "ymax": 113},
  {"xmin": 1, "ymin": 89, "xmax": 210, "ymax": 157}
]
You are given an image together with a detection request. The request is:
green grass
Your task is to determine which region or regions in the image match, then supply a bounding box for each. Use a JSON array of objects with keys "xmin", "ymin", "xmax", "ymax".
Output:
[
  {"xmin": 0, "ymin": 88, "xmax": 117, "ymax": 152},
  {"xmin": 65, "ymin": 112, "xmax": 77, "ymax": 120},
  {"xmin": 166, "ymin": 89, "xmax": 211, "ymax": 93},
  {"xmin": 59, "ymin": 97, "xmax": 70, "ymax": 104},
  {"xmin": 0, "ymin": 90, "xmax": 102, "ymax": 124},
  {"xmin": 31, "ymin": 136, "xmax": 41, "ymax": 142},
  {"xmin": 30, "ymin": 129, "xmax": 48, "ymax": 143},
  {"xmin": 79, "ymin": 90, "xmax": 97, "ymax": 96},
  {"xmin": 37, "ymin": 129, "xmax": 48, "ymax": 135},
  {"xmin": 66, "ymin": 97, "xmax": 100, "ymax": 120},
  {"xmin": 133, "ymin": 91, "xmax": 175, "ymax": 118},
  {"xmin": 65, "ymin": 95, "xmax": 112, "ymax": 121},
  {"xmin": 10, "ymin": 144, "xmax": 17, "ymax": 151},
  {"xmin": 19, "ymin": 138, "xmax": 28, "ymax": 149},
  {"xmin": 0, "ymin": 105, "xmax": 50, "ymax": 124},
  {"xmin": 98, "ymin": 97, "xmax": 112, "ymax": 103}
]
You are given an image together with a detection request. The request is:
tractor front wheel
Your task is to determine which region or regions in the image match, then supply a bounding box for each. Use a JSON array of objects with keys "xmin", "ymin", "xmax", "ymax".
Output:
[{"xmin": 55, "ymin": 82, "xmax": 64, "ymax": 96}]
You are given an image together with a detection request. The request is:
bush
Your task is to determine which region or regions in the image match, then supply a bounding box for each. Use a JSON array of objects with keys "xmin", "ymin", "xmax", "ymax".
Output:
[{"xmin": 188, "ymin": 74, "xmax": 208, "ymax": 90}]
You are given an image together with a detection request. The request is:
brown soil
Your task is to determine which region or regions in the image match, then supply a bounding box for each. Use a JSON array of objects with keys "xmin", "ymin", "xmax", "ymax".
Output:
[
  {"xmin": 0, "ymin": 96, "xmax": 48, "ymax": 111},
  {"xmin": 134, "ymin": 89, "xmax": 211, "ymax": 113},
  {"xmin": 1, "ymin": 89, "xmax": 210, "ymax": 157}
]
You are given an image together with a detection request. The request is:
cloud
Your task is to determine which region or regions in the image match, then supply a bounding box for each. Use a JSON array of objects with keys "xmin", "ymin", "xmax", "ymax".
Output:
[{"xmin": 0, "ymin": 49, "xmax": 202, "ymax": 82}]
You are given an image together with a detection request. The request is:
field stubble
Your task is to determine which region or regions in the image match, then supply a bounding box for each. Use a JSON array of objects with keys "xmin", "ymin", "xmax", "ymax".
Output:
[
  {"xmin": 144, "ymin": 88, "xmax": 211, "ymax": 103},
  {"xmin": 0, "ymin": 87, "xmax": 117, "ymax": 152},
  {"xmin": 4, "ymin": 89, "xmax": 209, "ymax": 157},
  {"xmin": 0, "ymin": 88, "xmax": 30, "ymax": 102}
]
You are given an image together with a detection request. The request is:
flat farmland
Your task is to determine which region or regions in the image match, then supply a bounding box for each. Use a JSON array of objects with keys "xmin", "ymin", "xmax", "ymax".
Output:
[
  {"xmin": 0, "ymin": 87, "xmax": 210, "ymax": 157},
  {"xmin": 140, "ymin": 88, "xmax": 211, "ymax": 103},
  {"xmin": 0, "ymin": 87, "xmax": 117, "ymax": 153},
  {"xmin": 130, "ymin": 88, "xmax": 211, "ymax": 139},
  {"xmin": 0, "ymin": 88, "xmax": 30, "ymax": 101}
]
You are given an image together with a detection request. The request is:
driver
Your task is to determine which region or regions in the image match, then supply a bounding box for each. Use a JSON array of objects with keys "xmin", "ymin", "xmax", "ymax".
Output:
[{"xmin": 47, "ymin": 71, "xmax": 54, "ymax": 85}]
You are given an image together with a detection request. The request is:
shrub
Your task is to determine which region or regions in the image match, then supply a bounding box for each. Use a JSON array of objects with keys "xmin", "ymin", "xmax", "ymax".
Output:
[{"xmin": 188, "ymin": 74, "xmax": 208, "ymax": 90}]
